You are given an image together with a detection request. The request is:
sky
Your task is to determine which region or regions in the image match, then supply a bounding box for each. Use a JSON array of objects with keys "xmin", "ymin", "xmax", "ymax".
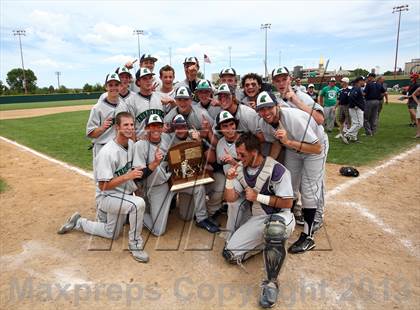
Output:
[{"xmin": 1, "ymin": 0, "xmax": 419, "ymax": 88}]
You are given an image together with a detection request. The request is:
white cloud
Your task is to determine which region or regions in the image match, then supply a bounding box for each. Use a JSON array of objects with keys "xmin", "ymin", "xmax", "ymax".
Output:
[
  {"xmin": 80, "ymin": 22, "xmax": 132, "ymax": 45},
  {"xmin": 102, "ymin": 54, "xmax": 133, "ymax": 65}
]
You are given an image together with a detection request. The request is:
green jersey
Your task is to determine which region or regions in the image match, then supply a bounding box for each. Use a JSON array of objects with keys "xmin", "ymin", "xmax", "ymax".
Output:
[{"xmin": 320, "ymin": 86, "xmax": 340, "ymax": 107}]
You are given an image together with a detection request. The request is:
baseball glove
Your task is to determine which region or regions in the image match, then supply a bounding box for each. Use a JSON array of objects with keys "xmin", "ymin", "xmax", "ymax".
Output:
[{"xmin": 339, "ymin": 166, "xmax": 359, "ymax": 177}]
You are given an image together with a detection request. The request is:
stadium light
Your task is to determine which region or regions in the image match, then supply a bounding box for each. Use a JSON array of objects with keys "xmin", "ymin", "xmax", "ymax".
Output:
[
  {"xmin": 261, "ymin": 23, "xmax": 271, "ymax": 79},
  {"xmin": 13, "ymin": 29, "xmax": 27, "ymax": 94},
  {"xmin": 133, "ymin": 29, "xmax": 144, "ymax": 64},
  {"xmin": 55, "ymin": 71, "xmax": 61, "ymax": 89},
  {"xmin": 392, "ymin": 5, "xmax": 409, "ymax": 78}
]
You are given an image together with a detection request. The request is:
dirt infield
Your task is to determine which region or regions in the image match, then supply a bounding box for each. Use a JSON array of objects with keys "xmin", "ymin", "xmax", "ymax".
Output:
[
  {"xmin": 0, "ymin": 139, "xmax": 419, "ymax": 309},
  {"xmin": 0, "ymin": 105, "xmax": 93, "ymax": 120}
]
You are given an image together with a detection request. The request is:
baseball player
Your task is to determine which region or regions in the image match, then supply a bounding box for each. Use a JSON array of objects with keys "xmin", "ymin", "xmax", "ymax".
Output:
[
  {"xmin": 170, "ymin": 114, "xmax": 224, "ymax": 222},
  {"xmin": 155, "ymin": 65, "xmax": 177, "ymax": 114},
  {"xmin": 222, "ymin": 133, "xmax": 295, "ymax": 308},
  {"xmin": 164, "ymin": 86, "xmax": 216, "ymax": 145},
  {"xmin": 344, "ymin": 76, "xmax": 366, "ymax": 142},
  {"xmin": 219, "ymin": 67, "xmax": 244, "ymax": 101},
  {"xmin": 125, "ymin": 54, "xmax": 160, "ymax": 93},
  {"xmin": 133, "ymin": 114, "xmax": 219, "ymax": 235},
  {"xmin": 175, "ymin": 57, "xmax": 201, "ymax": 93},
  {"xmin": 194, "ymin": 79, "xmax": 221, "ymax": 120},
  {"xmin": 58, "ymin": 112, "xmax": 149, "ymax": 263},
  {"xmin": 256, "ymin": 91, "xmax": 327, "ymax": 253},
  {"xmin": 240, "ymin": 73, "xmax": 263, "ymax": 109},
  {"xmin": 98, "ymin": 66, "xmax": 136, "ymax": 103},
  {"xmin": 270, "ymin": 67, "xmax": 328, "ymax": 227},
  {"xmin": 214, "ymin": 110, "xmax": 245, "ymax": 239},
  {"xmin": 116, "ymin": 68, "xmax": 164, "ymax": 140},
  {"xmin": 214, "ymin": 83, "xmax": 263, "ymax": 139},
  {"xmin": 87, "ymin": 73, "xmax": 122, "ymax": 159}
]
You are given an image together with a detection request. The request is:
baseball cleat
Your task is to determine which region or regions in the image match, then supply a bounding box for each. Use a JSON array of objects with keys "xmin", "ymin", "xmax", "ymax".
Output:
[
  {"xmin": 196, "ymin": 218, "xmax": 220, "ymax": 233},
  {"xmin": 340, "ymin": 134, "xmax": 349, "ymax": 144},
  {"xmin": 294, "ymin": 214, "xmax": 304, "ymax": 226},
  {"xmin": 259, "ymin": 280, "xmax": 279, "ymax": 308},
  {"xmin": 288, "ymin": 233, "xmax": 315, "ymax": 254},
  {"xmin": 57, "ymin": 212, "xmax": 81, "ymax": 234},
  {"xmin": 131, "ymin": 249, "xmax": 149, "ymax": 263}
]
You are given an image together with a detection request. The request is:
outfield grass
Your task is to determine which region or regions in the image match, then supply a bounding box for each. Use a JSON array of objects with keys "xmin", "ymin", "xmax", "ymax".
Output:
[
  {"xmin": 0, "ymin": 110, "xmax": 92, "ymax": 170},
  {"xmin": 0, "ymin": 99, "xmax": 97, "ymax": 111},
  {"xmin": 327, "ymin": 103, "xmax": 418, "ymax": 165},
  {"xmin": 0, "ymin": 104, "xmax": 418, "ymax": 171},
  {"xmin": 0, "ymin": 178, "xmax": 7, "ymax": 193}
]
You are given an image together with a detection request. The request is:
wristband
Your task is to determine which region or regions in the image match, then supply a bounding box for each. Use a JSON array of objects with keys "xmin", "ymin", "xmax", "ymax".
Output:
[
  {"xmin": 257, "ymin": 194, "xmax": 270, "ymax": 205},
  {"xmin": 225, "ymin": 179, "xmax": 234, "ymax": 189}
]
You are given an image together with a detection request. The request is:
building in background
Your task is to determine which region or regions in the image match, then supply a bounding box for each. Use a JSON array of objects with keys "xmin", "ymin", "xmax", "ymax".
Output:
[{"xmin": 404, "ymin": 58, "xmax": 420, "ymax": 74}]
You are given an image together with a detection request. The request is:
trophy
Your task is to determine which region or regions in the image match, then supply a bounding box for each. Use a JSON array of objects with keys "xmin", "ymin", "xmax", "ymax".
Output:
[{"xmin": 167, "ymin": 140, "xmax": 214, "ymax": 191}]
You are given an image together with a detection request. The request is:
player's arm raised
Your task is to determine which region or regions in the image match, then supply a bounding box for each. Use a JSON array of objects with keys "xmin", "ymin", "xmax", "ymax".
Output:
[
  {"xmin": 285, "ymin": 85, "xmax": 324, "ymax": 125},
  {"xmin": 224, "ymin": 163, "xmax": 240, "ymax": 202},
  {"xmin": 275, "ymin": 129, "xmax": 321, "ymax": 154},
  {"xmin": 99, "ymin": 168, "xmax": 143, "ymax": 191}
]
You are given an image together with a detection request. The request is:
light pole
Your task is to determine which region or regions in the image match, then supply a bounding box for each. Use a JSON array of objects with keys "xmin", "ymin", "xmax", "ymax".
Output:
[
  {"xmin": 228, "ymin": 46, "xmax": 232, "ymax": 67},
  {"xmin": 13, "ymin": 29, "xmax": 28, "ymax": 94},
  {"xmin": 392, "ymin": 5, "xmax": 409, "ymax": 78},
  {"xmin": 133, "ymin": 29, "xmax": 144, "ymax": 64},
  {"xmin": 260, "ymin": 23, "xmax": 271, "ymax": 79},
  {"xmin": 55, "ymin": 71, "xmax": 61, "ymax": 89}
]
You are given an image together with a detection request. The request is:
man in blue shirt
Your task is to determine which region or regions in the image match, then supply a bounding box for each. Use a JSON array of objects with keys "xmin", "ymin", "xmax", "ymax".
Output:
[
  {"xmin": 344, "ymin": 77, "xmax": 366, "ymax": 143},
  {"xmin": 363, "ymin": 73, "xmax": 386, "ymax": 136}
]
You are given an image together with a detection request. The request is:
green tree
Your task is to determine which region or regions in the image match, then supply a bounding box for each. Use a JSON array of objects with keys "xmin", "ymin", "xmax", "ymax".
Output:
[
  {"xmin": 6, "ymin": 68, "xmax": 37, "ymax": 93},
  {"xmin": 57, "ymin": 85, "xmax": 69, "ymax": 93},
  {"xmin": 0, "ymin": 80, "xmax": 9, "ymax": 95},
  {"xmin": 352, "ymin": 68, "xmax": 369, "ymax": 78},
  {"xmin": 83, "ymin": 83, "xmax": 93, "ymax": 92},
  {"xmin": 383, "ymin": 71, "xmax": 393, "ymax": 76},
  {"xmin": 92, "ymin": 83, "xmax": 104, "ymax": 92},
  {"xmin": 48, "ymin": 85, "xmax": 55, "ymax": 93}
]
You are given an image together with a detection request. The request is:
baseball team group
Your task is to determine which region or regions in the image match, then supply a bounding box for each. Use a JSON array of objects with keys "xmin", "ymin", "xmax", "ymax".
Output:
[{"xmin": 55, "ymin": 54, "xmax": 419, "ymax": 308}]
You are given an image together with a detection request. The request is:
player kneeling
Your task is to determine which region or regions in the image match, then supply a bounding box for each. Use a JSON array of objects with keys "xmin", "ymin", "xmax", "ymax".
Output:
[
  {"xmin": 57, "ymin": 112, "xmax": 149, "ymax": 263},
  {"xmin": 222, "ymin": 133, "xmax": 295, "ymax": 308}
]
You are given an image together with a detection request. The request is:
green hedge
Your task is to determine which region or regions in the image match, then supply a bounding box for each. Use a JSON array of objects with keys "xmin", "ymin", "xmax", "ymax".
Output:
[{"xmin": 0, "ymin": 92, "xmax": 102, "ymax": 104}]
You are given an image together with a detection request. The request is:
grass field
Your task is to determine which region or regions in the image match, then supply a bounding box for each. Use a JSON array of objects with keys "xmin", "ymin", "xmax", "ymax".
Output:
[
  {"xmin": 0, "ymin": 99, "xmax": 97, "ymax": 111},
  {"xmin": 0, "ymin": 104, "xmax": 418, "ymax": 170}
]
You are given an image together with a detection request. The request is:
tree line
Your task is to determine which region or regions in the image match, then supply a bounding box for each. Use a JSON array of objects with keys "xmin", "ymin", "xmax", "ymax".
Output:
[{"xmin": 0, "ymin": 68, "xmax": 104, "ymax": 96}]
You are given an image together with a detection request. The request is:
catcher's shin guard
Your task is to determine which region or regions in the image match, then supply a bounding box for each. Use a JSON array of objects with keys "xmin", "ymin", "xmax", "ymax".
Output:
[{"xmin": 263, "ymin": 214, "xmax": 287, "ymax": 282}]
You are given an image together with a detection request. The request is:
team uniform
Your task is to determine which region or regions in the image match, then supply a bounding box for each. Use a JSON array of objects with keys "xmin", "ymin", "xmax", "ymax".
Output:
[
  {"xmin": 337, "ymin": 86, "xmax": 352, "ymax": 134},
  {"xmin": 224, "ymin": 157, "xmax": 295, "ymax": 258},
  {"xmin": 86, "ymin": 97, "xmax": 121, "ymax": 159},
  {"xmin": 345, "ymin": 82, "xmax": 365, "ymax": 141},
  {"xmin": 72, "ymin": 139, "xmax": 146, "ymax": 256},
  {"xmin": 363, "ymin": 80, "xmax": 385, "ymax": 135},
  {"xmin": 133, "ymin": 131, "xmax": 213, "ymax": 236},
  {"xmin": 116, "ymin": 92, "xmax": 164, "ymax": 138},
  {"xmin": 155, "ymin": 86, "xmax": 176, "ymax": 114},
  {"xmin": 164, "ymin": 104, "xmax": 214, "ymax": 131}
]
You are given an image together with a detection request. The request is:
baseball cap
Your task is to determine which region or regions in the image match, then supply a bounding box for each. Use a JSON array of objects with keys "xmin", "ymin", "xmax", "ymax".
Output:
[
  {"xmin": 116, "ymin": 66, "xmax": 132, "ymax": 76},
  {"xmin": 353, "ymin": 76, "xmax": 365, "ymax": 83},
  {"xmin": 219, "ymin": 68, "xmax": 237, "ymax": 77},
  {"xmin": 175, "ymin": 86, "xmax": 192, "ymax": 99},
  {"xmin": 195, "ymin": 79, "xmax": 213, "ymax": 92},
  {"xmin": 341, "ymin": 77, "xmax": 350, "ymax": 83},
  {"xmin": 216, "ymin": 83, "xmax": 234, "ymax": 96},
  {"xmin": 135, "ymin": 67, "xmax": 155, "ymax": 80},
  {"xmin": 271, "ymin": 67, "xmax": 290, "ymax": 78},
  {"xmin": 183, "ymin": 56, "xmax": 199, "ymax": 64},
  {"xmin": 172, "ymin": 114, "xmax": 188, "ymax": 127},
  {"xmin": 105, "ymin": 72, "xmax": 121, "ymax": 84},
  {"xmin": 308, "ymin": 84, "xmax": 315, "ymax": 88},
  {"xmin": 256, "ymin": 91, "xmax": 277, "ymax": 111},
  {"xmin": 145, "ymin": 114, "xmax": 163, "ymax": 126},
  {"xmin": 140, "ymin": 54, "xmax": 158, "ymax": 63},
  {"xmin": 215, "ymin": 110, "xmax": 237, "ymax": 130},
  {"xmin": 367, "ymin": 73, "xmax": 376, "ymax": 78},
  {"xmin": 329, "ymin": 77, "xmax": 336, "ymax": 82}
]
